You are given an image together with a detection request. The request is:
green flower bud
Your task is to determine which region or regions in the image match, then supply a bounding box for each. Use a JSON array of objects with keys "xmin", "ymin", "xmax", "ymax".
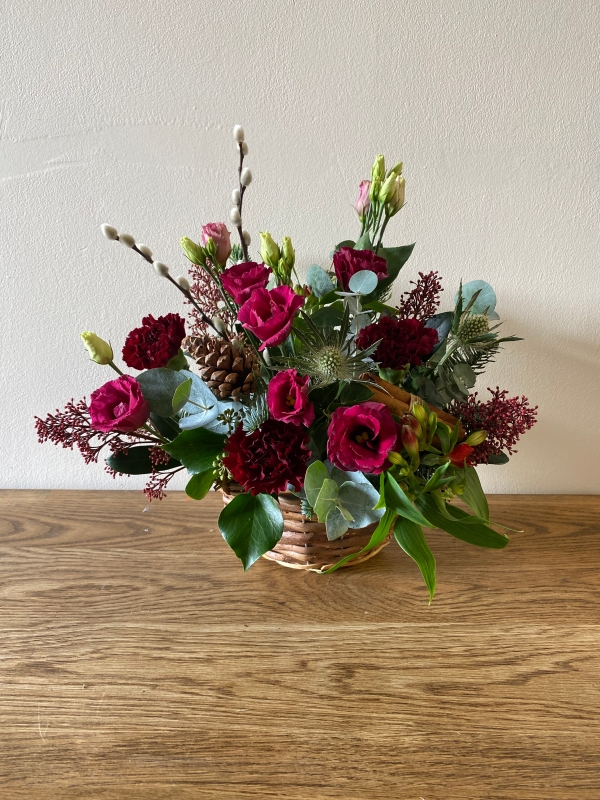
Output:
[
  {"xmin": 371, "ymin": 154, "xmax": 386, "ymax": 184},
  {"xmin": 80, "ymin": 332, "xmax": 113, "ymax": 365},
  {"xmin": 466, "ymin": 430, "xmax": 488, "ymax": 447},
  {"xmin": 378, "ymin": 173, "xmax": 396, "ymax": 205},
  {"xmin": 411, "ymin": 402, "xmax": 428, "ymax": 427},
  {"xmin": 259, "ymin": 231, "xmax": 280, "ymax": 269},
  {"xmin": 180, "ymin": 237, "xmax": 205, "ymax": 265},
  {"xmin": 388, "ymin": 161, "xmax": 403, "ymax": 177},
  {"xmin": 204, "ymin": 236, "xmax": 218, "ymax": 263},
  {"xmin": 387, "ymin": 175, "xmax": 406, "ymax": 216},
  {"xmin": 281, "ymin": 236, "xmax": 295, "ymax": 270},
  {"xmin": 388, "ymin": 450, "xmax": 408, "ymax": 467}
]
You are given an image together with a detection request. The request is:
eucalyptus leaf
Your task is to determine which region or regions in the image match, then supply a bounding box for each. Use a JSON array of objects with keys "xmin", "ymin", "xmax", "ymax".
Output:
[
  {"xmin": 304, "ymin": 461, "xmax": 329, "ymax": 509},
  {"xmin": 394, "ymin": 517, "xmax": 436, "ymax": 601},
  {"xmin": 218, "ymin": 493, "xmax": 284, "ymax": 570},
  {"xmin": 137, "ymin": 369, "xmax": 191, "ymax": 417},
  {"xmin": 425, "ymin": 312, "xmax": 453, "ymax": 351},
  {"xmin": 325, "ymin": 506, "xmax": 350, "ymax": 540},
  {"xmin": 456, "ymin": 280, "xmax": 497, "ymax": 316},
  {"xmin": 452, "ymin": 362, "xmax": 477, "ymax": 389},
  {"xmin": 178, "ymin": 372, "xmax": 241, "ymax": 434},
  {"xmin": 172, "ymin": 377, "xmax": 193, "ymax": 413},
  {"xmin": 314, "ymin": 478, "xmax": 339, "ymax": 522},
  {"xmin": 166, "ymin": 349, "xmax": 189, "ymax": 371},
  {"xmin": 306, "ymin": 264, "xmax": 335, "ymax": 298},
  {"xmin": 338, "ymin": 480, "xmax": 384, "ymax": 528},
  {"xmin": 348, "ymin": 269, "xmax": 378, "ymax": 295}
]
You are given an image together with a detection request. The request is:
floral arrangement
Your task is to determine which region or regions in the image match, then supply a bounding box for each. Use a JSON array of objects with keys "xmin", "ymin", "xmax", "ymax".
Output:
[{"xmin": 36, "ymin": 126, "xmax": 537, "ymax": 598}]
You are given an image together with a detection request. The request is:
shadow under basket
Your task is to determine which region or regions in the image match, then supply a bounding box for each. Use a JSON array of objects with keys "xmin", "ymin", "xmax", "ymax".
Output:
[{"xmin": 221, "ymin": 488, "xmax": 391, "ymax": 572}]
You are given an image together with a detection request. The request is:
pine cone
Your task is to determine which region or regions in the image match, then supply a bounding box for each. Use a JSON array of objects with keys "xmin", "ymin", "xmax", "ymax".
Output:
[{"xmin": 183, "ymin": 335, "xmax": 258, "ymax": 400}]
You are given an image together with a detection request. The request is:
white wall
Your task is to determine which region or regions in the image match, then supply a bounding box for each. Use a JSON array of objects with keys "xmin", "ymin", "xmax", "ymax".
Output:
[{"xmin": 1, "ymin": 0, "xmax": 599, "ymax": 494}]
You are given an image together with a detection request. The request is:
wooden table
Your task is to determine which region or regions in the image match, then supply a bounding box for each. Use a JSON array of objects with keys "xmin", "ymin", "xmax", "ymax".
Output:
[{"xmin": 1, "ymin": 491, "xmax": 599, "ymax": 799}]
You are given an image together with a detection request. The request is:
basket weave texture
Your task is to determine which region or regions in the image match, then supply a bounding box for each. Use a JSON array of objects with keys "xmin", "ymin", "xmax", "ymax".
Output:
[{"xmin": 221, "ymin": 488, "xmax": 391, "ymax": 571}]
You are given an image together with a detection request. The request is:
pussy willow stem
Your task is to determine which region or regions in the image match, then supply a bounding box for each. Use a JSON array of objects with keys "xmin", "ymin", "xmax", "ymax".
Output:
[{"xmin": 235, "ymin": 143, "xmax": 249, "ymax": 262}]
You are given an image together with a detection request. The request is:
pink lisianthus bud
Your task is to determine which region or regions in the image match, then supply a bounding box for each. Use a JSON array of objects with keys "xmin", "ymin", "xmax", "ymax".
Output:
[
  {"xmin": 401, "ymin": 413, "xmax": 423, "ymax": 440},
  {"xmin": 201, "ymin": 222, "xmax": 232, "ymax": 266},
  {"xmin": 267, "ymin": 369, "xmax": 315, "ymax": 427},
  {"xmin": 401, "ymin": 424, "xmax": 420, "ymax": 459},
  {"xmin": 354, "ymin": 180, "xmax": 371, "ymax": 220}
]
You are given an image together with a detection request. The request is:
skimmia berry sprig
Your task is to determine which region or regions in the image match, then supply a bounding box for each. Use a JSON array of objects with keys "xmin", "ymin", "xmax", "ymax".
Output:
[{"xmin": 36, "ymin": 129, "xmax": 537, "ymax": 598}]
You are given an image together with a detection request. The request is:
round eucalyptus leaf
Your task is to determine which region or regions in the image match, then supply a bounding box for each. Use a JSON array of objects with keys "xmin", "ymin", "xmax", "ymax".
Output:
[
  {"xmin": 348, "ymin": 269, "xmax": 378, "ymax": 295},
  {"xmin": 456, "ymin": 280, "xmax": 497, "ymax": 315}
]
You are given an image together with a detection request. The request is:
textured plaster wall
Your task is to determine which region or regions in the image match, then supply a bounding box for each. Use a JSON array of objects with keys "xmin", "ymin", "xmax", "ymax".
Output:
[{"xmin": 1, "ymin": 0, "xmax": 599, "ymax": 493}]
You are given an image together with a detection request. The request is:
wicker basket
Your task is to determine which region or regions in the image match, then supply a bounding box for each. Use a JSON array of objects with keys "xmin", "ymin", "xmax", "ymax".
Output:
[{"xmin": 221, "ymin": 488, "xmax": 391, "ymax": 571}]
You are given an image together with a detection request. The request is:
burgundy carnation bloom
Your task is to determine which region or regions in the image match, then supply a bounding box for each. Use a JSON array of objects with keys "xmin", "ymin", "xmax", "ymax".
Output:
[
  {"xmin": 237, "ymin": 286, "xmax": 304, "ymax": 350},
  {"xmin": 223, "ymin": 420, "xmax": 311, "ymax": 495},
  {"xmin": 356, "ymin": 316, "xmax": 438, "ymax": 370},
  {"xmin": 327, "ymin": 401, "xmax": 398, "ymax": 474},
  {"xmin": 221, "ymin": 261, "xmax": 272, "ymax": 306},
  {"xmin": 89, "ymin": 375, "xmax": 150, "ymax": 433},
  {"xmin": 122, "ymin": 313, "xmax": 186, "ymax": 370},
  {"xmin": 267, "ymin": 369, "xmax": 314, "ymax": 427},
  {"xmin": 333, "ymin": 247, "xmax": 388, "ymax": 292}
]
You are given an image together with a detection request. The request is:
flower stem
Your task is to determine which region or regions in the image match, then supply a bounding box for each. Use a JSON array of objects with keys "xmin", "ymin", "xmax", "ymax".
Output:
[
  {"xmin": 236, "ymin": 143, "xmax": 250, "ymax": 262},
  {"xmin": 108, "ymin": 360, "xmax": 124, "ymax": 376}
]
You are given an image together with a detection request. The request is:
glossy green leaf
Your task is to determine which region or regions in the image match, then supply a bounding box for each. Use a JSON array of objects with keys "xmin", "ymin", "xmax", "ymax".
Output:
[
  {"xmin": 372, "ymin": 244, "xmax": 415, "ymax": 297},
  {"xmin": 354, "ymin": 232, "xmax": 373, "ymax": 251},
  {"xmin": 309, "ymin": 303, "xmax": 344, "ymax": 330},
  {"xmin": 322, "ymin": 508, "xmax": 396, "ymax": 573},
  {"xmin": 415, "ymin": 494, "xmax": 508, "ymax": 549},
  {"xmin": 172, "ymin": 377, "xmax": 193, "ymax": 413},
  {"xmin": 338, "ymin": 382, "xmax": 373, "ymax": 406},
  {"xmin": 185, "ymin": 469, "xmax": 215, "ymax": 500},
  {"xmin": 106, "ymin": 446, "xmax": 180, "ymax": 475},
  {"xmin": 150, "ymin": 412, "xmax": 181, "ymax": 441},
  {"xmin": 218, "ymin": 493, "xmax": 284, "ymax": 570},
  {"xmin": 163, "ymin": 428, "xmax": 225, "ymax": 475},
  {"xmin": 462, "ymin": 466, "xmax": 489, "ymax": 521},
  {"xmin": 385, "ymin": 474, "xmax": 435, "ymax": 528},
  {"xmin": 488, "ymin": 451, "xmax": 510, "ymax": 465},
  {"xmin": 394, "ymin": 517, "xmax": 436, "ymax": 602}
]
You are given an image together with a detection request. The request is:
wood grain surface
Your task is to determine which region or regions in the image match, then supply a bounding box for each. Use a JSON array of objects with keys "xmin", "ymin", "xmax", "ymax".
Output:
[{"xmin": 1, "ymin": 490, "xmax": 599, "ymax": 799}]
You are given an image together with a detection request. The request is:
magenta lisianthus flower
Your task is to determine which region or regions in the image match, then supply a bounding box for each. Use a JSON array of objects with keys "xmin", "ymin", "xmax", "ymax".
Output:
[
  {"xmin": 354, "ymin": 180, "xmax": 371, "ymax": 219},
  {"xmin": 221, "ymin": 261, "xmax": 272, "ymax": 306},
  {"xmin": 237, "ymin": 286, "xmax": 304, "ymax": 350},
  {"xmin": 327, "ymin": 401, "xmax": 398, "ymax": 474},
  {"xmin": 89, "ymin": 375, "xmax": 150, "ymax": 433},
  {"xmin": 201, "ymin": 222, "xmax": 232, "ymax": 265},
  {"xmin": 333, "ymin": 247, "xmax": 388, "ymax": 292},
  {"xmin": 267, "ymin": 369, "xmax": 314, "ymax": 427}
]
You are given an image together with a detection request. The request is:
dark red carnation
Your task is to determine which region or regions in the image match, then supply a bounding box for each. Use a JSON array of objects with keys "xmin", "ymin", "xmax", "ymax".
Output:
[
  {"xmin": 333, "ymin": 247, "xmax": 388, "ymax": 292},
  {"xmin": 122, "ymin": 313, "xmax": 186, "ymax": 370},
  {"xmin": 223, "ymin": 420, "xmax": 311, "ymax": 495},
  {"xmin": 356, "ymin": 316, "xmax": 438, "ymax": 370}
]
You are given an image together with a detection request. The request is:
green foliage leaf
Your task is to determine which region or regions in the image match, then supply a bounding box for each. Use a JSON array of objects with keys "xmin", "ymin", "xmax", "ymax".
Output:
[
  {"xmin": 314, "ymin": 478, "xmax": 339, "ymax": 522},
  {"xmin": 372, "ymin": 244, "xmax": 415, "ymax": 297},
  {"xmin": 326, "ymin": 506, "xmax": 350, "ymax": 540},
  {"xmin": 166, "ymin": 349, "xmax": 189, "ymax": 371},
  {"xmin": 425, "ymin": 312, "xmax": 453, "ymax": 351},
  {"xmin": 172, "ymin": 377, "xmax": 193, "ymax": 413},
  {"xmin": 137, "ymin": 368, "xmax": 190, "ymax": 417},
  {"xmin": 309, "ymin": 303, "xmax": 344, "ymax": 330},
  {"xmin": 452, "ymin": 362, "xmax": 477, "ymax": 390},
  {"xmin": 348, "ymin": 269, "xmax": 378, "ymax": 295},
  {"xmin": 335, "ymin": 239, "xmax": 355, "ymax": 251},
  {"xmin": 304, "ymin": 461, "xmax": 329, "ymax": 509},
  {"xmin": 338, "ymin": 480, "xmax": 383, "ymax": 528},
  {"xmin": 218, "ymin": 493, "xmax": 284, "ymax": 570},
  {"xmin": 106, "ymin": 446, "xmax": 181, "ymax": 475},
  {"xmin": 150, "ymin": 413, "xmax": 181, "ymax": 441},
  {"xmin": 394, "ymin": 517, "xmax": 436, "ymax": 601},
  {"xmin": 385, "ymin": 474, "xmax": 435, "ymax": 527},
  {"xmin": 462, "ymin": 466, "xmax": 489, "ymax": 521},
  {"xmin": 306, "ymin": 264, "xmax": 335, "ymax": 298},
  {"xmin": 423, "ymin": 462, "xmax": 454, "ymax": 492},
  {"xmin": 322, "ymin": 508, "xmax": 396, "ymax": 573},
  {"xmin": 163, "ymin": 428, "xmax": 225, "ymax": 475},
  {"xmin": 185, "ymin": 469, "xmax": 215, "ymax": 500},
  {"xmin": 338, "ymin": 382, "xmax": 373, "ymax": 405},
  {"xmin": 354, "ymin": 232, "xmax": 373, "ymax": 251},
  {"xmin": 415, "ymin": 494, "xmax": 509, "ymax": 549},
  {"xmin": 488, "ymin": 452, "xmax": 510, "ymax": 465}
]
